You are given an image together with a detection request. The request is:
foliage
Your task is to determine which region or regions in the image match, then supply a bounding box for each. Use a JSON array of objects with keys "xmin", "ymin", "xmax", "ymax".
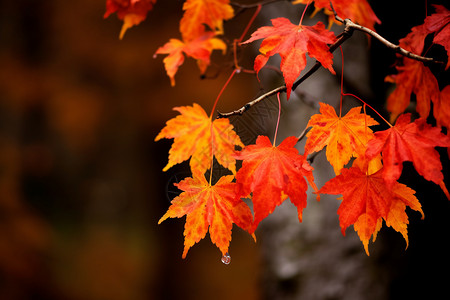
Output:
[{"xmin": 105, "ymin": 0, "xmax": 450, "ymax": 258}]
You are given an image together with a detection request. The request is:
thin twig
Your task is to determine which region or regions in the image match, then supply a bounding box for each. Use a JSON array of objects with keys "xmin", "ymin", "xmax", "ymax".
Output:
[
  {"xmin": 297, "ymin": 126, "xmax": 310, "ymax": 141},
  {"xmin": 217, "ymin": 85, "xmax": 286, "ymax": 117},
  {"xmin": 230, "ymin": 0, "xmax": 291, "ymax": 9},
  {"xmin": 330, "ymin": 3, "xmax": 443, "ymax": 64}
]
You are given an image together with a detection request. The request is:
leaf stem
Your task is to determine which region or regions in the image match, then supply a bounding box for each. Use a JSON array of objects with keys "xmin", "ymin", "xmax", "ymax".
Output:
[
  {"xmin": 299, "ymin": 0, "xmax": 313, "ymax": 26},
  {"xmin": 210, "ymin": 69, "xmax": 237, "ymax": 119},
  {"xmin": 234, "ymin": 4, "xmax": 262, "ymax": 70},
  {"xmin": 273, "ymin": 92, "xmax": 282, "ymax": 146},
  {"xmin": 342, "ymin": 93, "xmax": 393, "ymax": 127},
  {"xmin": 238, "ymin": 4, "xmax": 262, "ymax": 43},
  {"xmin": 339, "ymin": 46, "xmax": 344, "ymax": 118}
]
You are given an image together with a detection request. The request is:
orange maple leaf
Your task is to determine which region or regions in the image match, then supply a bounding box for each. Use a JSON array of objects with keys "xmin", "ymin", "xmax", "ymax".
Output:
[
  {"xmin": 243, "ymin": 18, "xmax": 337, "ymax": 99},
  {"xmin": 292, "ymin": 0, "xmax": 380, "ymax": 30},
  {"xmin": 158, "ymin": 174, "xmax": 253, "ymax": 258},
  {"xmin": 304, "ymin": 102, "xmax": 378, "ymax": 174},
  {"xmin": 154, "ymin": 33, "xmax": 226, "ymax": 86},
  {"xmin": 366, "ymin": 113, "xmax": 450, "ymax": 198},
  {"xmin": 155, "ymin": 103, "xmax": 243, "ymax": 176},
  {"xmin": 424, "ymin": 5, "xmax": 450, "ymax": 70},
  {"xmin": 234, "ymin": 135, "xmax": 318, "ymax": 232},
  {"xmin": 180, "ymin": 0, "xmax": 234, "ymax": 42},
  {"xmin": 319, "ymin": 166, "xmax": 424, "ymax": 255},
  {"xmin": 104, "ymin": 0, "xmax": 156, "ymax": 39}
]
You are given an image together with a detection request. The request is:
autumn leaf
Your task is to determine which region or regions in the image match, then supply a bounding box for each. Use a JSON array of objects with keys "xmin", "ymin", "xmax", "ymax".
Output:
[
  {"xmin": 365, "ymin": 113, "xmax": 450, "ymax": 196},
  {"xmin": 398, "ymin": 23, "xmax": 428, "ymax": 54},
  {"xmin": 292, "ymin": 0, "xmax": 380, "ymax": 30},
  {"xmin": 383, "ymin": 182, "xmax": 424, "ymax": 248},
  {"xmin": 243, "ymin": 18, "xmax": 337, "ymax": 99},
  {"xmin": 234, "ymin": 135, "xmax": 317, "ymax": 232},
  {"xmin": 319, "ymin": 166, "xmax": 423, "ymax": 255},
  {"xmin": 158, "ymin": 174, "xmax": 253, "ymax": 258},
  {"xmin": 155, "ymin": 103, "xmax": 243, "ymax": 176},
  {"xmin": 154, "ymin": 33, "xmax": 226, "ymax": 86},
  {"xmin": 385, "ymin": 60, "xmax": 440, "ymax": 122},
  {"xmin": 385, "ymin": 23, "xmax": 440, "ymax": 122},
  {"xmin": 304, "ymin": 102, "xmax": 378, "ymax": 175},
  {"xmin": 386, "ymin": 6, "xmax": 450, "ymax": 122},
  {"xmin": 180, "ymin": 0, "xmax": 234, "ymax": 42},
  {"xmin": 424, "ymin": 5, "xmax": 450, "ymax": 70},
  {"xmin": 104, "ymin": 0, "xmax": 156, "ymax": 39}
]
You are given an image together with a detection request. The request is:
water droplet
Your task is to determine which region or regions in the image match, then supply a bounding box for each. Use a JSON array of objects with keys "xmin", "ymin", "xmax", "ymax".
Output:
[{"xmin": 221, "ymin": 252, "xmax": 231, "ymax": 265}]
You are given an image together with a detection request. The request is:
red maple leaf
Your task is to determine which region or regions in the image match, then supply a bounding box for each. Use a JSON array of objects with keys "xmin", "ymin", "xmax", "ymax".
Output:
[
  {"xmin": 385, "ymin": 6, "xmax": 449, "ymax": 121},
  {"xmin": 424, "ymin": 5, "xmax": 450, "ymax": 70},
  {"xmin": 158, "ymin": 174, "xmax": 253, "ymax": 258},
  {"xmin": 234, "ymin": 135, "xmax": 317, "ymax": 232},
  {"xmin": 385, "ymin": 59, "xmax": 440, "ymax": 122},
  {"xmin": 104, "ymin": 0, "xmax": 156, "ymax": 39},
  {"xmin": 243, "ymin": 18, "xmax": 337, "ymax": 99},
  {"xmin": 319, "ymin": 166, "xmax": 423, "ymax": 255},
  {"xmin": 365, "ymin": 114, "xmax": 450, "ymax": 196}
]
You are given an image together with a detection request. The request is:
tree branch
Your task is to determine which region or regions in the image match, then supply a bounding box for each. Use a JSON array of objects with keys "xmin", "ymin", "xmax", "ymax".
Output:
[
  {"xmin": 217, "ymin": 7, "xmax": 444, "ymax": 118},
  {"xmin": 217, "ymin": 29, "xmax": 354, "ymax": 118},
  {"xmin": 330, "ymin": 5, "xmax": 443, "ymax": 65}
]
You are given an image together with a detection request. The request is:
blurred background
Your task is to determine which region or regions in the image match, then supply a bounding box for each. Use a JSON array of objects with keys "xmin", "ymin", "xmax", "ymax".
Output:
[{"xmin": 0, "ymin": 1, "xmax": 449, "ymax": 300}]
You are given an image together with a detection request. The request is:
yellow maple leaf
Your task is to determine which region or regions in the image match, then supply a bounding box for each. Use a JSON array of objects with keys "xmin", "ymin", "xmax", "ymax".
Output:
[
  {"xmin": 305, "ymin": 102, "xmax": 378, "ymax": 174},
  {"xmin": 180, "ymin": 0, "xmax": 234, "ymax": 41},
  {"xmin": 155, "ymin": 103, "xmax": 243, "ymax": 175}
]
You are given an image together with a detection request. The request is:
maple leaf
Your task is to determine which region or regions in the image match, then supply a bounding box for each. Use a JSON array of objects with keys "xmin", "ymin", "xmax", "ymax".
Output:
[
  {"xmin": 385, "ymin": 60, "xmax": 440, "ymax": 122},
  {"xmin": 104, "ymin": 0, "xmax": 156, "ymax": 39},
  {"xmin": 304, "ymin": 102, "xmax": 378, "ymax": 175},
  {"xmin": 385, "ymin": 23, "xmax": 440, "ymax": 122},
  {"xmin": 154, "ymin": 33, "xmax": 226, "ymax": 86},
  {"xmin": 424, "ymin": 5, "xmax": 450, "ymax": 70},
  {"xmin": 158, "ymin": 174, "xmax": 253, "ymax": 258},
  {"xmin": 292, "ymin": 0, "xmax": 380, "ymax": 31},
  {"xmin": 234, "ymin": 135, "xmax": 317, "ymax": 232},
  {"xmin": 319, "ymin": 166, "xmax": 423, "ymax": 255},
  {"xmin": 180, "ymin": 0, "xmax": 234, "ymax": 42},
  {"xmin": 365, "ymin": 113, "xmax": 450, "ymax": 196},
  {"xmin": 155, "ymin": 103, "xmax": 243, "ymax": 176},
  {"xmin": 243, "ymin": 18, "xmax": 337, "ymax": 99}
]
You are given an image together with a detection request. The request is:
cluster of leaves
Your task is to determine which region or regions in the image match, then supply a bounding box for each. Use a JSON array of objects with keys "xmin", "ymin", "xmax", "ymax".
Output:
[{"xmin": 105, "ymin": 1, "xmax": 450, "ymax": 258}]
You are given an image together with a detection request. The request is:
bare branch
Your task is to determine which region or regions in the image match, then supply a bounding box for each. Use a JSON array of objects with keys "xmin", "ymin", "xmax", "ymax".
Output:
[
  {"xmin": 217, "ymin": 85, "xmax": 286, "ymax": 117},
  {"xmin": 330, "ymin": 3, "xmax": 444, "ymax": 65}
]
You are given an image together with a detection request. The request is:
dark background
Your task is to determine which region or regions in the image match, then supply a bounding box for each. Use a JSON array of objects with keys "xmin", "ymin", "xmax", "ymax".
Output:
[{"xmin": 0, "ymin": 1, "xmax": 448, "ymax": 299}]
